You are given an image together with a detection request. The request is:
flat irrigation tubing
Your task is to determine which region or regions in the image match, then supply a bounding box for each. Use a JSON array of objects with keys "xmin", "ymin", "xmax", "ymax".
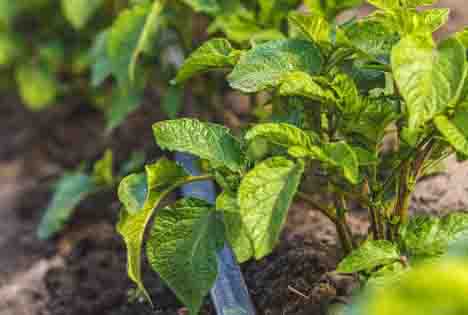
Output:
[{"xmin": 175, "ymin": 152, "xmax": 257, "ymax": 315}]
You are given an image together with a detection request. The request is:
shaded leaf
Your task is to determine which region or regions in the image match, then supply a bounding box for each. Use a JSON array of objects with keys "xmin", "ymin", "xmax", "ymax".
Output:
[
  {"xmin": 304, "ymin": 0, "xmax": 364, "ymax": 20},
  {"xmin": 106, "ymin": 85, "xmax": 144, "ymax": 131},
  {"xmin": 289, "ymin": 141, "xmax": 360, "ymax": 184},
  {"xmin": 38, "ymin": 173, "xmax": 95, "ymax": 239},
  {"xmin": 117, "ymin": 158, "xmax": 189, "ymax": 303},
  {"xmin": 279, "ymin": 71, "xmax": 337, "ymax": 103},
  {"xmin": 216, "ymin": 191, "xmax": 254, "ymax": 263},
  {"xmin": 228, "ymin": 39, "xmax": 323, "ymax": 93},
  {"xmin": 153, "ymin": 119, "xmax": 243, "ymax": 171},
  {"xmin": 162, "ymin": 85, "xmax": 182, "ymax": 119},
  {"xmin": 238, "ymin": 157, "xmax": 304, "ymax": 259},
  {"xmin": 146, "ymin": 198, "xmax": 224, "ymax": 315},
  {"xmin": 338, "ymin": 240, "xmax": 400, "ymax": 273},
  {"xmin": 90, "ymin": 30, "xmax": 113, "ymax": 87}
]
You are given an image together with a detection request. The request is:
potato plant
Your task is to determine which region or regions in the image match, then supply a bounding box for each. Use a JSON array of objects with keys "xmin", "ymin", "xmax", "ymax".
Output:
[
  {"xmin": 35, "ymin": 0, "xmax": 306, "ymax": 239},
  {"xmin": 113, "ymin": 0, "xmax": 468, "ymax": 314}
]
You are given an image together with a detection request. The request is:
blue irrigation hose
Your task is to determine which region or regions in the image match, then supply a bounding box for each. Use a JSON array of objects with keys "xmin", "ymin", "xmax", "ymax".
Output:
[{"xmin": 175, "ymin": 153, "xmax": 257, "ymax": 315}]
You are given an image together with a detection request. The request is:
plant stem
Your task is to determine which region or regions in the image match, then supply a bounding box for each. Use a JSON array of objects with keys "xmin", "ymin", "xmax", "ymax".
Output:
[{"xmin": 296, "ymin": 191, "xmax": 354, "ymax": 255}]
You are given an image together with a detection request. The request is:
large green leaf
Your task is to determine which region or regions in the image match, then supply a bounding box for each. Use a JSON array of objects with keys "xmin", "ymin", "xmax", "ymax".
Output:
[
  {"xmin": 61, "ymin": 0, "xmax": 103, "ymax": 30},
  {"xmin": 37, "ymin": 173, "xmax": 96, "ymax": 239},
  {"xmin": 173, "ymin": 38, "xmax": 241, "ymax": 84},
  {"xmin": 238, "ymin": 157, "xmax": 304, "ymax": 259},
  {"xmin": 146, "ymin": 198, "xmax": 225, "ymax": 315},
  {"xmin": 153, "ymin": 119, "xmax": 243, "ymax": 171},
  {"xmin": 108, "ymin": 1, "xmax": 165, "ymax": 83},
  {"xmin": 117, "ymin": 158, "xmax": 189, "ymax": 303},
  {"xmin": 434, "ymin": 114, "xmax": 468, "ymax": 156},
  {"xmin": 216, "ymin": 191, "xmax": 254, "ymax": 263},
  {"xmin": 227, "ymin": 39, "xmax": 323, "ymax": 93},
  {"xmin": 399, "ymin": 213, "xmax": 468, "ymax": 259},
  {"xmin": 288, "ymin": 12, "xmax": 330, "ymax": 43},
  {"xmin": 337, "ymin": 240, "xmax": 400, "ymax": 273},
  {"xmin": 289, "ymin": 141, "xmax": 360, "ymax": 184},
  {"xmin": 245, "ymin": 122, "xmax": 319, "ymax": 149},
  {"xmin": 392, "ymin": 35, "xmax": 467, "ymax": 132},
  {"xmin": 279, "ymin": 71, "xmax": 337, "ymax": 103}
]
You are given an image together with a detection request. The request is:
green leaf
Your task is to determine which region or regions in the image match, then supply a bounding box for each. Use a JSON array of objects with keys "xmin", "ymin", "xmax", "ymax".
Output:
[
  {"xmin": 61, "ymin": 0, "xmax": 103, "ymax": 30},
  {"xmin": 399, "ymin": 213, "xmax": 468, "ymax": 259},
  {"xmin": 343, "ymin": 97, "xmax": 399, "ymax": 145},
  {"xmin": 402, "ymin": 0, "xmax": 438, "ymax": 7},
  {"xmin": 245, "ymin": 122, "xmax": 319, "ymax": 149},
  {"xmin": 0, "ymin": 33, "xmax": 22, "ymax": 67},
  {"xmin": 117, "ymin": 158, "xmax": 189, "ymax": 303},
  {"xmin": 118, "ymin": 173, "xmax": 147, "ymax": 214},
  {"xmin": 288, "ymin": 12, "xmax": 330, "ymax": 43},
  {"xmin": 289, "ymin": 141, "xmax": 360, "ymax": 184},
  {"xmin": 337, "ymin": 19, "xmax": 399, "ymax": 64},
  {"xmin": 258, "ymin": 0, "xmax": 301, "ymax": 27},
  {"xmin": 227, "ymin": 39, "xmax": 323, "ymax": 93},
  {"xmin": 305, "ymin": 0, "xmax": 364, "ymax": 20},
  {"xmin": 279, "ymin": 71, "xmax": 337, "ymax": 103},
  {"xmin": 434, "ymin": 115, "xmax": 468, "ymax": 156},
  {"xmin": 146, "ymin": 198, "xmax": 225, "ymax": 315},
  {"xmin": 180, "ymin": 0, "xmax": 220, "ymax": 14},
  {"xmin": 207, "ymin": 6, "xmax": 262, "ymax": 44},
  {"xmin": 91, "ymin": 30, "xmax": 113, "ymax": 87},
  {"xmin": 38, "ymin": 173, "xmax": 96, "ymax": 239},
  {"xmin": 420, "ymin": 8, "xmax": 450, "ymax": 33},
  {"xmin": 173, "ymin": 38, "xmax": 241, "ymax": 84},
  {"xmin": 355, "ymin": 260, "xmax": 468, "ymax": 315},
  {"xmin": 130, "ymin": 0, "xmax": 166, "ymax": 81},
  {"xmin": 216, "ymin": 191, "xmax": 254, "ymax": 263},
  {"xmin": 106, "ymin": 84, "xmax": 143, "ymax": 131},
  {"xmin": 367, "ymin": 0, "xmax": 399, "ymax": 9},
  {"xmin": 15, "ymin": 63, "xmax": 59, "ymax": 111},
  {"xmin": 108, "ymin": 1, "xmax": 164, "ymax": 83},
  {"xmin": 392, "ymin": 35, "xmax": 467, "ymax": 133},
  {"xmin": 92, "ymin": 149, "xmax": 114, "ymax": 187},
  {"xmin": 238, "ymin": 157, "xmax": 304, "ymax": 259},
  {"xmin": 162, "ymin": 85, "xmax": 182, "ymax": 119},
  {"xmin": 455, "ymin": 28, "xmax": 468, "ymax": 48},
  {"xmin": 338, "ymin": 240, "xmax": 400, "ymax": 273},
  {"xmin": 366, "ymin": 261, "xmax": 406, "ymax": 287},
  {"xmin": 153, "ymin": 119, "xmax": 243, "ymax": 171}
]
